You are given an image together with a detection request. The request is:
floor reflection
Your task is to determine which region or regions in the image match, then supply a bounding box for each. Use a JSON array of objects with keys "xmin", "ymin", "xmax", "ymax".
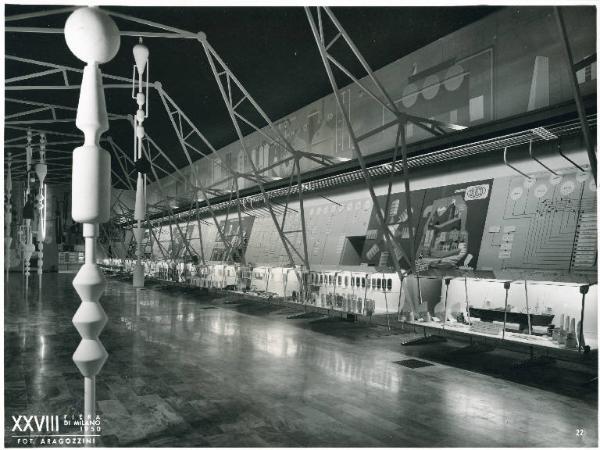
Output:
[{"xmin": 4, "ymin": 273, "xmax": 598, "ymax": 447}]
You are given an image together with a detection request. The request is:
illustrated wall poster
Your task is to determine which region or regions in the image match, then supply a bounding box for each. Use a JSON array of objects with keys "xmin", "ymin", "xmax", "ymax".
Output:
[
  {"xmin": 160, "ymin": 223, "xmax": 196, "ymax": 259},
  {"xmin": 210, "ymin": 216, "xmax": 255, "ymax": 262},
  {"xmin": 362, "ymin": 180, "xmax": 493, "ymax": 273}
]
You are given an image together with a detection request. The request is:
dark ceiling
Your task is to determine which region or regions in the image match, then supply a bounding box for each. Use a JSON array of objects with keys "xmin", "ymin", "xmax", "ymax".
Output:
[{"xmin": 5, "ymin": 4, "xmax": 501, "ymax": 187}]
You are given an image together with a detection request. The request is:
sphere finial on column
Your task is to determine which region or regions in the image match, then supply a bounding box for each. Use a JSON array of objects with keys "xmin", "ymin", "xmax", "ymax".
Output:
[{"xmin": 64, "ymin": 7, "xmax": 120, "ymax": 64}]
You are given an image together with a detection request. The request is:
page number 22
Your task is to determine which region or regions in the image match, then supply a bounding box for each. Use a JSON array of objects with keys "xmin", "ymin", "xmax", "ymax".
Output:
[{"xmin": 576, "ymin": 429, "xmax": 585, "ymax": 437}]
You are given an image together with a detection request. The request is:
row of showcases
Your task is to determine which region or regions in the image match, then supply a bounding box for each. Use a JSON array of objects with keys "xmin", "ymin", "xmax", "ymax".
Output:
[
  {"xmin": 99, "ymin": 259, "xmax": 597, "ymax": 353},
  {"xmin": 58, "ymin": 251, "xmax": 84, "ymax": 273}
]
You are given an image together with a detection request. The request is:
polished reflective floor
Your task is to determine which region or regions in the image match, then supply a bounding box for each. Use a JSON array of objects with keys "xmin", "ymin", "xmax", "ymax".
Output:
[{"xmin": 4, "ymin": 273, "xmax": 598, "ymax": 447}]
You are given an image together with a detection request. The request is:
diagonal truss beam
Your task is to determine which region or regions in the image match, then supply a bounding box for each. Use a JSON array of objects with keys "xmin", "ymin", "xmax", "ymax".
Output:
[
  {"xmin": 111, "ymin": 132, "xmax": 202, "ymax": 261},
  {"xmin": 305, "ymin": 7, "xmax": 418, "ymax": 299},
  {"xmin": 6, "ymin": 97, "xmax": 128, "ymax": 121},
  {"xmin": 6, "ymin": 26, "xmax": 193, "ymax": 40},
  {"xmin": 201, "ymin": 39, "xmax": 308, "ymax": 268},
  {"xmin": 5, "ymin": 7, "xmax": 471, "ymax": 283},
  {"xmin": 139, "ymin": 124, "xmax": 236, "ymax": 262}
]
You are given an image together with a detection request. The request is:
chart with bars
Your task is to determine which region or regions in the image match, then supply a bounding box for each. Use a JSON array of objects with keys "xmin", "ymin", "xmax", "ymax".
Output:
[
  {"xmin": 570, "ymin": 200, "xmax": 597, "ymax": 272},
  {"xmin": 477, "ymin": 169, "xmax": 597, "ymax": 274}
]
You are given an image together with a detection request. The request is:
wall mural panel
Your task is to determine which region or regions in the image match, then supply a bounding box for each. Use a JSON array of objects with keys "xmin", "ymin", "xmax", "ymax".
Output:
[
  {"xmin": 146, "ymin": 6, "xmax": 595, "ymax": 201},
  {"xmin": 145, "ymin": 161, "xmax": 596, "ymax": 285},
  {"xmin": 362, "ymin": 180, "xmax": 493, "ymax": 272}
]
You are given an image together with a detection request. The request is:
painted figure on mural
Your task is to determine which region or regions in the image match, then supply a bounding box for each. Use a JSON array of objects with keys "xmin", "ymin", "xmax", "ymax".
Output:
[
  {"xmin": 363, "ymin": 180, "xmax": 491, "ymax": 274},
  {"xmin": 417, "ymin": 195, "xmax": 469, "ymax": 269}
]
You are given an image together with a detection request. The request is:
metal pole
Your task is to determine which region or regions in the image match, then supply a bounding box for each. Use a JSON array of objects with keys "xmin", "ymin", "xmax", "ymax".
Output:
[
  {"xmin": 150, "ymin": 91, "xmax": 234, "ymax": 256},
  {"xmin": 194, "ymin": 199, "xmax": 206, "ymax": 264},
  {"xmin": 524, "ymin": 279, "xmax": 532, "ymax": 335},
  {"xmin": 321, "ymin": 6, "xmax": 462, "ymax": 135},
  {"xmin": 305, "ymin": 8, "xmax": 410, "ymax": 287},
  {"xmin": 443, "ymin": 278, "xmax": 451, "ymax": 330},
  {"xmin": 382, "ymin": 127, "xmax": 402, "ymax": 228},
  {"xmin": 6, "ymin": 84, "xmax": 134, "ymax": 91},
  {"xmin": 399, "ymin": 121, "xmax": 417, "ymax": 269},
  {"xmin": 554, "ymin": 6, "xmax": 596, "ymax": 182},
  {"xmin": 201, "ymin": 41, "xmax": 300, "ymax": 267},
  {"xmin": 137, "ymin": 100, "xmax": 232, "ymax": 258},
  {"xmin": 295, "ymin": 158, "xmax": 311, "ymax": 270},
  {"xmin": 5, "ymin": 123, "xmax": 91, "ymax": 138},
  {"xmin": 396, "ymin": 276, "xmax": 404, "ymax": 321},
  {"xmin": 6, "ymin": 7, "xmax": 78, "ymax": 22},
  {"xmin": 219, "ymin": 183, "xmax": 235, "ymax": 262},
  {"xmin": 201, "ymin": 41, "xmax": 326, "ymax": 167},
  {"xmin": 6, "ymin": 54, "xmax": 145, "ymax": 84},
  {"xmin": 106, "ymin": 139, "xmax": 135, "ymax": 191},
  {"xmin": 5, "ymin": 26, "xmax": 190, "ymax": 39},
  {"xmin": 6, "ymin": 68, "xmax": 63, "ymax": 83},
  {"xmin": 101, "ymin": 8, "xmax": 198, "ymax": 38},
  {"xmin": 416, "ymin": 274, "xmax": 423, "ymax": 305},
  {"xmin": 464, "ymin": 276, "xmax": 471, "ymax": 325},
  {"xmin": 579, "ymin": 284, "xmax": 588, "ymax": 352},
  {"xmin": 233, "ymin": 179, "xmax": 247, "ymax": 264},
  {"xmin": 502, "ymin": 281, "xmax": 511, "ymax": 340},
  {"xmin": 279, "ymin": 162, "xmax": 297, "ymax": 231}
]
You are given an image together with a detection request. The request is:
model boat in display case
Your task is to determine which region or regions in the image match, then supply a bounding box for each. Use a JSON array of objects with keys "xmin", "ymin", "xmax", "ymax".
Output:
[{"xmin": 469, "ymin": 306, "xmax": 555, "ymax": 330}]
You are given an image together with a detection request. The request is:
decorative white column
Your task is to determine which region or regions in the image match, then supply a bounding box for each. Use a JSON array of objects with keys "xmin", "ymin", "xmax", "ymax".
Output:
[
  {"xmin": 22, "ymin": 175, "xmax": 36, "ymax": 287},
  {"xmin": 5, "ymin": 153, "xmax": 13, "ymax": 279},
  {"xmin": 23, "ymin": 129, "xmax": 35, "ymax": 279},
  {"xmin": 132, "ymin": 38, "xmax": 149, "ymax": 289},
  {"xmin": 35, "ymin": 134, "xmax": 48, "ymax": 280},
  {"xmin": 64, "ymin": 6, "xmax": 120, "ymax": 422},
  {"xmin": 17, "ymin": 226, "xmax": 24, "ymax": 273},
  {"xmin": 25, "ymin": 128, "xmax": 33, "ymax": 174},
  {"xmin": 23, "ymin": 217, "xmax": 35, "ymax": 287}
]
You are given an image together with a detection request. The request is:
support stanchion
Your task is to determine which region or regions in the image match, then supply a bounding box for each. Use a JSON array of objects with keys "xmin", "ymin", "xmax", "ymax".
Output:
[
  {"xmin": 502, "ymin": 281, "xmax": 511, "ymax": 340},
  {"xmin": 442, "ymin": 277, "xmax": 451, "ymax": 331},
  {"xmin": 397, "ymin": 276, "xmax": 404, "ymax": 321},
  {"xmin": 464, "ymin": 276, "xmax": 471, "ymax": 325},
  {"xmin": 578, "ymin": 284, "xmax": 589, "ymax": 353},
  {"xmin": 524, "ymin": 279, "xmax": 532, "ymax": 335}
]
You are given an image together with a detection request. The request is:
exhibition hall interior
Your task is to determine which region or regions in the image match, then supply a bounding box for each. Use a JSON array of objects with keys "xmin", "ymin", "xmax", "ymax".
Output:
[{"xmin": 3, "ymin": 3, "xmax": 598, "ymax": 448}]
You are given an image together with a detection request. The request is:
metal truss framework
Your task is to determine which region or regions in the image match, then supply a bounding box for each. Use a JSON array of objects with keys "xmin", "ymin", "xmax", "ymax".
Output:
[
  {"xmin": 5, "ymin": 6, "xmax": 462, "ymax": 277},
  {"xmin": 5, "ymin": 6, "xmax": 594, "ymax": 303},
  {"xmin": 0, "ymin": 5, "xmax": 474, "ymax": 307},
  {"xmin": 5, "ymin": 125, "xmax": 116, "ymax": 184},
  {"xmin": 304, "ymin": 6, "xmax": 464, "ymax": 303},
  {"xmin": 146, "ymin": 114, "xmax": 595, "ymax": 227}
]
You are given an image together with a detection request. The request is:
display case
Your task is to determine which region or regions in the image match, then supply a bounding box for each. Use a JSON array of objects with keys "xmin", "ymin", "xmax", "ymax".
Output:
[{"xmin": 399, "ymin": 275, "xmax": 597, "ymax": 353}]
